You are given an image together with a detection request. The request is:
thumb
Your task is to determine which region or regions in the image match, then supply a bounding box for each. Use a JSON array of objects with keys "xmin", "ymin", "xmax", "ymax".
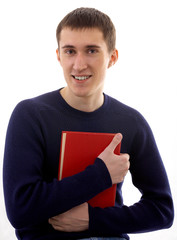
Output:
[{"xmin": 106, "ymin": 133, "xmax": 122, "ymax": 153}]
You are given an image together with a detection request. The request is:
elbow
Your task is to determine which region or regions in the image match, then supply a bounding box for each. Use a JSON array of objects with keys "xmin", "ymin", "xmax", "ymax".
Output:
[
  {"xmin": 5, "ymin": 204, "xmax": 28, "ymax": 229},
  {"xmin": 148, "ymin": 194, "xmax": 175, "ymax": 231},
  {"xmin": 163, "ymin": 206, "xmax": 174, "ymax": 229},
  {"xmin": 4, "ymin": 195, "xmax": 24, "ymax": 229},
  {"xmin": 4, "ymin": 192, "xmax": 37, "ymax": 229},
  {"xmin": 159, "ymin": 198, "xmax": 174, "ymax": 230}
]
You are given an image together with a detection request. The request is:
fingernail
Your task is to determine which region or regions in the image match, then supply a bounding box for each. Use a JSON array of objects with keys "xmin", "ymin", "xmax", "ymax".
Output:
[{"xmin": 116, "ymin": 133, "xmax": 122, "ymax": 141}]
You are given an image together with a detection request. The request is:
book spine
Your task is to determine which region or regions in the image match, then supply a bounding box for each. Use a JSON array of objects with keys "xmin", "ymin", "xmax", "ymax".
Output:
[{"xmin": 58, "ymin": 132, "xmax": 67, "ymax": 180}]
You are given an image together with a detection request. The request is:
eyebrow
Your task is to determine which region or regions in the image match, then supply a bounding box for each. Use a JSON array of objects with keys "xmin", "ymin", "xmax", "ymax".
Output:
[
  {"xmin": 61, "ymin": 45, "xmax": 75, "ymax": 49},
  {"xmin": 61, "ymin": 45, "xmax": 101, "ymax": 49},
  {"xmin": 86, "ymin": 45, "xmax": 101, "ymax": 48}
]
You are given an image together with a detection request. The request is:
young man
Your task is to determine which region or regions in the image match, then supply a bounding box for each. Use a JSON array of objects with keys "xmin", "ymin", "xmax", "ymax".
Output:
[{"xmin": 3, "ymin": 7, "xmax": 174, "ymax": 240}]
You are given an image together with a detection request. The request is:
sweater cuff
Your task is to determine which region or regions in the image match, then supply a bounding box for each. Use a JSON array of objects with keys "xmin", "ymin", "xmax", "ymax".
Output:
[{"xmin": 93, "ymin": 157, "xmax": 112, "ymax": 187}]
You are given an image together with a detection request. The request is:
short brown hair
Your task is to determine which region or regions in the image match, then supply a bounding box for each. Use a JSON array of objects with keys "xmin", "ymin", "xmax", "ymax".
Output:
[{"xmin": 56, "ymin": 7, "xmax": 116, "ymax": 53}]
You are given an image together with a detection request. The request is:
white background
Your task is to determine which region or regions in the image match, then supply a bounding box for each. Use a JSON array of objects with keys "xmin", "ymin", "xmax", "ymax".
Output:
[{"xmin": 0, "ymin": 0, "xmax": 176, "ymax": 239}]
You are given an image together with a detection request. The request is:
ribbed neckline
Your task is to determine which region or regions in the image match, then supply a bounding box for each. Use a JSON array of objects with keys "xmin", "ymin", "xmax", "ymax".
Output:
[{"xmin": 56, "ymin": 88, "xmax": 109, "ymax": 119}]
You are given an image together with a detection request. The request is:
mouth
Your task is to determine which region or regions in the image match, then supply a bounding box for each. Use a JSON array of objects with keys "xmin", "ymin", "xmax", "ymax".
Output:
[{"xmin": 71, "ymin": 75, "xmax": 92, "ymax": 81}]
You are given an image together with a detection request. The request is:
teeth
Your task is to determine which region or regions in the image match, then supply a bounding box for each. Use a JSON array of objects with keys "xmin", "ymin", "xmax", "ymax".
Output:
[{"xmin": 74, "ymin": 76, "xmax": 90, "ymax": 81}]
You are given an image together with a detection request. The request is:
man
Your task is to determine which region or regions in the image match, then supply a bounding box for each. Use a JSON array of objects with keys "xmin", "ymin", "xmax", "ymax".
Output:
[{"xmin": 3, "ymin": 7, "xmax": 174, "ymax": 240}]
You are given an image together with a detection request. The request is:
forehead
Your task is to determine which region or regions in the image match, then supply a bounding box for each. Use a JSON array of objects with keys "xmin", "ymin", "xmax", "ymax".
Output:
[{"xmin": 59, "ymin": 27, "xmax": 107, "ymax": 49}]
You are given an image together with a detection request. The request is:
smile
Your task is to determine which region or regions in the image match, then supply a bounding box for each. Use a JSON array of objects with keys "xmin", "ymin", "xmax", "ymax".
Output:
[{"xmin": 72, "ymin": 75, "xmax": 92, "ymax": 81}]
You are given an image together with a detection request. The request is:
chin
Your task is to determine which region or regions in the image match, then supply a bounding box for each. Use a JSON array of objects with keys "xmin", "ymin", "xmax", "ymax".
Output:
[
  {"xmin": 72, "ymin": 86, "xmax": 92, "ymax": 98},
  {"xmin": 74, "ymin": 91, "xmax": 91, "ymax": 98}
]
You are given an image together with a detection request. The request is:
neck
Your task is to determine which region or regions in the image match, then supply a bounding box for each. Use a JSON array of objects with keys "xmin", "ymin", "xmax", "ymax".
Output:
[{"xmin": 60, "ymin": 87, "xmax": 104, "ymax": 112}]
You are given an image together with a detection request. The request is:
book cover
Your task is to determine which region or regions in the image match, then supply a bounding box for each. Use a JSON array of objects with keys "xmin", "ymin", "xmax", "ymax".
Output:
[{"xmin": 58, "ymin": 131, "xmax": 121, "ymax": 208}]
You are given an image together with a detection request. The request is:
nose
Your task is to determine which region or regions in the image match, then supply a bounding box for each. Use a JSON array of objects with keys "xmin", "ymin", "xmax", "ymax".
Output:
[{"xmin": 73, "ymin": 53, "xmax": 87, "ymax": 72}]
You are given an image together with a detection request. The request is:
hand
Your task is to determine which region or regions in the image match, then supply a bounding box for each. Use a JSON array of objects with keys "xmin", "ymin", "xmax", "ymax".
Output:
[
  {"xmin": 98, "ymin": 133, "xmax": 130, "ymax": 184},
  {"xmin": 48, "ymin": 203, "xmax": 89, "ymax": 232}
]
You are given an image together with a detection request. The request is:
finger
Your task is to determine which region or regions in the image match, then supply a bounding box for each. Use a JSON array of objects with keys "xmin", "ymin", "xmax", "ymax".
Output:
[
  {"xmin": 120, "ymin": 153, "xmax": 130, "ymax": 160},
  {"xmin": 48, "ymin": 216, "xmax": 60, "ymax": 225},
  {"xmin": 106, "ymin": 133, "xmax": 122, "ymax": 153},
  {"xmin": 48, "ymin": 218, "xmax": 55, "ymax": 225}
]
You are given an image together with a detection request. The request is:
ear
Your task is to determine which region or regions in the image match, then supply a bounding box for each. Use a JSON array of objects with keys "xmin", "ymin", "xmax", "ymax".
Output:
[
  {"xmin": 108, "ymin": 49, "xmax": 118, "ymax": 68},
  {"xmin": 56, "ymin": 48, "xmax": 60, "ymax": 62}
]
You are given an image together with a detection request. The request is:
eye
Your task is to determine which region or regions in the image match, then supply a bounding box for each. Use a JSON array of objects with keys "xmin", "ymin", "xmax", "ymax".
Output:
[
  {"xmin": 87, "ymin": 49, "xmax": 98, "ymax": 54},
  {"xmin": 65, "ymin": 49, "xmax": 76, "ymax": 55}
]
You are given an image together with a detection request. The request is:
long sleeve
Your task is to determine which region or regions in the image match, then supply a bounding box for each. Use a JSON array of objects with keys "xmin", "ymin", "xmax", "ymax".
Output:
[
  {"xmin": 88, "ymin": 113, "xmax": 174, "ymax": 236},
  {"xmin": 3, "ymin": 100, "xmax": 112, "ymax": 229},
  {"xmin": 3, "ymin": 91, "xmax": 174, "ymax": 239}
]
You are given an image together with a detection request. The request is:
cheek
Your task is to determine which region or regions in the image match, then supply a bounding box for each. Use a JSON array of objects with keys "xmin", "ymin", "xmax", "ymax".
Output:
[
  {"xmin": 94, "ymin": 57, "xmax": 108, "ymax": 69},
  {"xmin": 98, "ymin": 60, "xmax": 109, "ymax": 75},
  {"xmin": 60, "ymin": 60, "xmax": 72, "ymax": 75},
  {"xmin": 95, "ymin": 67, "xmax": 107, "ymax": 83}
]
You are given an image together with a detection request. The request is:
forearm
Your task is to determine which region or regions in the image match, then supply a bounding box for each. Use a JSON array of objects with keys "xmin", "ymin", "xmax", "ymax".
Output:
[
  {"xmin": 3, "ymin": 158, "xmax": 112, "ymax": 229},
  {"xmin": 3, "ymin": 101, "xmax": 112, "ymax": 229},
  {"xmin": 89, "ymin": 154, "xmax": 174, "ymax": 235},
  {"xmin": 49, "ymin": 203, "xmax": 89, "ymax": 232},
  {"xmin": 89, "ymin": 193, "xmax": 174, "ymax": 235}
]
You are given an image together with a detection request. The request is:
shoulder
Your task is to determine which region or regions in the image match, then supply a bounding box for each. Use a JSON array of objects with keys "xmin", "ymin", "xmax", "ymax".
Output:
[
  {"xmin": 106, "ymin": 94, "xmax": 147, "ymax": 125},
  {"xmin": 106, "ymin": 95, "xmax": 157, "ymax": 154},
  {"xmin": 9, "ymin": 90, "xmax": 60, "ymax": 126},
  {"xmin": 105, "ymin": 94, "xmax": 154, "ymax": 141},
  {"xmin": 13, "ymin": 89, "xmax": 60, "ymax": 113}
]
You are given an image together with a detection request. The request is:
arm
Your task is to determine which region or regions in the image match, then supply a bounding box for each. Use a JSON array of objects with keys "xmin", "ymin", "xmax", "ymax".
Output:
[
  {"xmin": 49, "ymin": 115, "xmax": 174, "ymax": 235},
  {"xmin": 49, "ymin": 134, "xmax": 130, "ymax": 232},
  {"xmin": 49, "ymin": 203, "xmax": 89, "ymax": 232},
  {"xmin": 89, "ymin": 116, "xmax": 174, "ymax": 235},
  {"xmin": 3, "ymin": 100, "xmax": 112, "ymax": 229}
]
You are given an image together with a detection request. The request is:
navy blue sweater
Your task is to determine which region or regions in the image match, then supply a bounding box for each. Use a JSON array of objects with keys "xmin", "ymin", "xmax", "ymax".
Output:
[{"xmin": 3, "ymin": 90, "xmax": 174, "ymax": 240}]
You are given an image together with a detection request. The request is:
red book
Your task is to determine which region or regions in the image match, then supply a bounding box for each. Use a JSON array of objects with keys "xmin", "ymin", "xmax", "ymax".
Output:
[{"xmin": 58, "ymin": 131, "xmax": 121, "ymax": 208}]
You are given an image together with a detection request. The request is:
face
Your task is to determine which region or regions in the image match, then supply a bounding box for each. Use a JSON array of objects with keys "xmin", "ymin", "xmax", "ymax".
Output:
[{"xmin": 56, "ymin": 27, "xmax": 118, "ymax": 100}]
